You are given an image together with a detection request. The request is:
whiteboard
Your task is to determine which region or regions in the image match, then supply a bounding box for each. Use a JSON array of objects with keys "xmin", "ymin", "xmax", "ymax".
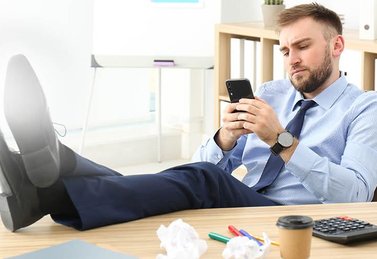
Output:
[{"xmin": 92, "ymin": 0, "xmax": 221, "ymax": 57}]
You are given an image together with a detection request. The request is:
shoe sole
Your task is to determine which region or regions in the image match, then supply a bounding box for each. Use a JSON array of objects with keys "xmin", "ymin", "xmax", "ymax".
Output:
[
  {"xmin": 4, "ymin": 55, "xmax": 60, "ymax": 188},
  {"xmin": 0, "ymin": 151, "xmax": 14, "ymax": 230},
  {"xmin": 0, "ymin": 164, "xmax": 11, "ymax": 197},
  {"xmin": 0, "ymin": 142, "xmax": 18, "ymax": 231},
  {"xmin": 0, "ymin": 142, "xmax": 42, "ymax": 232},
  {"xmin": 0, "ymin": 135, "xmax": 16, "ymax": 231},
  {"xmin": 0, "ymin": 193, "xmax": 15, "ymax": 231}
]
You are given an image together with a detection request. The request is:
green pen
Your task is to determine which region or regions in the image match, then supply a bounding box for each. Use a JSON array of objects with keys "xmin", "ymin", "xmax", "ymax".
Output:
[{"xmin": 208, "ymin": 232, "xmax": 231, "ymax": 244}]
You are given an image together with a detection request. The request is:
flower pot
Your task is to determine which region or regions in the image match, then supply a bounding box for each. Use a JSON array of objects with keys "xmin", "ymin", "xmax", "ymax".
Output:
[{"xmin": 261, "ymin": 4, "xmax": 285, "ymax": 28}]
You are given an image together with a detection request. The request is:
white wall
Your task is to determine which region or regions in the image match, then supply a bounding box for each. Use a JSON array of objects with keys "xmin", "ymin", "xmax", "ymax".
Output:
[{"xmin": 0, "ymin": 0, "xmax": 93, "ymax": 137}]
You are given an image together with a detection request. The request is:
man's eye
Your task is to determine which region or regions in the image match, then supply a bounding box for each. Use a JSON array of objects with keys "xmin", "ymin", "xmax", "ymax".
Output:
[{"xmin": 299, "ymin": 45, "xmax": 308, "ymax": 49}]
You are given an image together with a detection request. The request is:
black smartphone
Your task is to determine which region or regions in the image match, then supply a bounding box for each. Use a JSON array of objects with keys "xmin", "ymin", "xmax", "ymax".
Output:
[{"xmin": 225, "ymin": 78, "xmax": 254, "ymax": 103}]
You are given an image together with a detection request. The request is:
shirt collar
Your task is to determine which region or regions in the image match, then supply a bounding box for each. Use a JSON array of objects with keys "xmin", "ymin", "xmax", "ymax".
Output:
[{"xmin": 291, "ymin": 76, "xmax": 348, "ymax": 111}]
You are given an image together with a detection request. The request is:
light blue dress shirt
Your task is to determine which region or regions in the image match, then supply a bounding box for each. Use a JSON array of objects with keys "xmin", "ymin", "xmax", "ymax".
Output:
[{"xmin": 192, "ymin": 76, "xmax": 377, "ymax": 204}]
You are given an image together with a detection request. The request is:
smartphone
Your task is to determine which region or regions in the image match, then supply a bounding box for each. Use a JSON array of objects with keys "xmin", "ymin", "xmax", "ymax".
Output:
[{"xmin": 225, "ymin": 78, "xmax": 254, "ymax": 103}]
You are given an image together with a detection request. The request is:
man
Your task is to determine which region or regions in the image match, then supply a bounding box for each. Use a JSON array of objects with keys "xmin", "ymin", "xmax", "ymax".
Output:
[
  {"xmin": 193, "ymin": 3, "xmax": 377, "ymax": 205},
  {"xmin": 1, "ymin": 3, "xmax": 376, "ymax": 232}
]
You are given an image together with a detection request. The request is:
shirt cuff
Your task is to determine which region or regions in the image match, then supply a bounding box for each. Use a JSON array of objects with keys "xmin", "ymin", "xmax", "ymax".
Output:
[
  {"xmin": 208, "ymin": 137, "xmax": 225, "ymax": 160},
  {"xmin": 285, "ymin": 142, "xmax": 317, "ymax": 181}
]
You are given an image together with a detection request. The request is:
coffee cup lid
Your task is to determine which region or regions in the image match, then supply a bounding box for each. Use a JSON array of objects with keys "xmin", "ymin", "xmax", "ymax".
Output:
[{"xmin": 276, "ymin": 215, "xmax": 314, "ymax": 229}]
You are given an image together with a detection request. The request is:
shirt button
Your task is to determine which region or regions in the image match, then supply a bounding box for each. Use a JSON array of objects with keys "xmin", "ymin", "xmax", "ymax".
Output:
[{"xmin": 217, "ymin": 154, "xmax": 221, "ymax": 159}]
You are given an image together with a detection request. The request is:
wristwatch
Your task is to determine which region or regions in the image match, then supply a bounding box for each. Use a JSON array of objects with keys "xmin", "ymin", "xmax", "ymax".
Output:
[{"xmin": 270, "ymin": 131, "xmax": 294, "ymax": 156}]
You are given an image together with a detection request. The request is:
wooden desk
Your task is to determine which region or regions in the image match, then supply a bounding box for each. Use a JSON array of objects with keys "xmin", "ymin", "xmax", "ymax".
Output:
[
  {"xmin": 1, "ymin": 202, "xmax": 376, "ymax": 258},
  {"xmin": 214, "ymin": 22, "xmax": 377, "ymax": 127}
]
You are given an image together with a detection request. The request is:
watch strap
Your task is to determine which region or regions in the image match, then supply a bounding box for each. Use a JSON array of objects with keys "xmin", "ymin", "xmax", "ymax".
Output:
[{"xmin": 270, "ymin": 142, "xmax": 284, "ymax": 156}]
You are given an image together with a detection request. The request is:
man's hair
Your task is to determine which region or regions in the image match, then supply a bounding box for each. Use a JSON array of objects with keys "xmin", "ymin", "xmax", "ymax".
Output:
[{"xmin": 277, "ymin": 3, "xmax": 343, "ymax": 39}]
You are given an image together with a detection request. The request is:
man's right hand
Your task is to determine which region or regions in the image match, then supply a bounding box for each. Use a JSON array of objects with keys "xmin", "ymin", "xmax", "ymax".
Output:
[{"xmin": 214, "ymin": 101, "xmax": 253, "ymax": 151}]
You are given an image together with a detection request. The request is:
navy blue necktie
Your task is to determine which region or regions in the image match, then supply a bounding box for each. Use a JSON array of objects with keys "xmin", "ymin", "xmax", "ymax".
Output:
[{"xmin": 251, "ymin": 100, "xmax": 316, "ymax": 192}]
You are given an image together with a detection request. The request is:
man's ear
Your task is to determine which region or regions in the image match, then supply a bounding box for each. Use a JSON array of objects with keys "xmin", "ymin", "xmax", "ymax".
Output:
[{"xmin": 332, "ymin": 35, "xmax": 344, "ymax": 57}]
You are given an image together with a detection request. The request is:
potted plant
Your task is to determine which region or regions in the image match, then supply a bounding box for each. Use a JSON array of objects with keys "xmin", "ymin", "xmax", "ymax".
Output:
[
  {"xmin": 264, "ymin": 0, "xmax": 284, "ymax": 4},
  {"xmin": 261, "ymin": 0, "xmax": 285, "ymax": 28}
]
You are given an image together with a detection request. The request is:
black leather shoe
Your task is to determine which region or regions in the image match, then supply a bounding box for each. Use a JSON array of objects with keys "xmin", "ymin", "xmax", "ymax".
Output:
[
  {"xmin": 4, "ymin": 54, "xmax": 60, "ymax": 188},
  {"xmin": 0, "ymin": 131, "xmax": 44, "ymax": 232}
]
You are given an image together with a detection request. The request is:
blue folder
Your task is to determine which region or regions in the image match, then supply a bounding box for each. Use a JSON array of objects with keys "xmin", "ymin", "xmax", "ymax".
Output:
[{"xmin": 6, "ymin": 239, "xmax": 137, "ymax": 259}]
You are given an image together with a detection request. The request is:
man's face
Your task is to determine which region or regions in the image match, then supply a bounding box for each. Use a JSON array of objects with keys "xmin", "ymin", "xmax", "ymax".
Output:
[{"xmin": 279, "ymin": 17, "xmax": 334, "ymax": 94}]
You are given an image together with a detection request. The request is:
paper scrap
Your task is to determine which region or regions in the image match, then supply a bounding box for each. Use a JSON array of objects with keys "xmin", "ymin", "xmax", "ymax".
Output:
[
  {"xmin": 156, "ymin": 218, "xmax": 207, "ymax": 259},
  {"xmin": 222, "ymin": 233, "xmax": 271, "ymax": 259}
]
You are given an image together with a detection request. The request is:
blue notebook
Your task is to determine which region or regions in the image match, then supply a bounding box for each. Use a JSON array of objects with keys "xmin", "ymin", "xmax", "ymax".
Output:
[{"xmin": 6, "ymin": 239, "xmax": 137, "ymax": 259}]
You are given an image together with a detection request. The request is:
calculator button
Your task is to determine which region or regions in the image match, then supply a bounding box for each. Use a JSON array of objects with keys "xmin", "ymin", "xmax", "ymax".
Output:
[{"xmin": 358, "ymin": 225, "xmax": 365, "ymax": 229}]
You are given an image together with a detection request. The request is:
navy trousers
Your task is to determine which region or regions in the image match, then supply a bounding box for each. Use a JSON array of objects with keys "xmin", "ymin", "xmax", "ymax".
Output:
[{"xmin": 52, "ymin": 152, "xmax": 278, "ymax": 230}]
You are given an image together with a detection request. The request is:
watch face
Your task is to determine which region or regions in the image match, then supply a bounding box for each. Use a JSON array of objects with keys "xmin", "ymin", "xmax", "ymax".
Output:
[{"xmin": 278, "ymin": 131, "xmax": 294, "ymax": 148}]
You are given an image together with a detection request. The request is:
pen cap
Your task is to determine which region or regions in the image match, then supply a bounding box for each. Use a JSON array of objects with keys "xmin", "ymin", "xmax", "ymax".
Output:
[{"xmin": 276, "ymin": 215, "xmax": 313, "ymax": 259}]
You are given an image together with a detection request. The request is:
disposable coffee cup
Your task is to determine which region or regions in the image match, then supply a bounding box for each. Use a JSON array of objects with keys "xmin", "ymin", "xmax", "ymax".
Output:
[{"xmin": 276, "ymin": 215, "xmax": 314, "ymax": 259}]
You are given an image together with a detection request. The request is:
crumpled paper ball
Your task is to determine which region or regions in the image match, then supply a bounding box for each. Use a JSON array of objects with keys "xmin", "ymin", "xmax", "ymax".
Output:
[
  {"xmin": 156, "ymin": 218, "xmax": 208, "ymax": 259},
  {"xmin": 222, "ymin": 233, "xmax": 271, "ymax": 259}
]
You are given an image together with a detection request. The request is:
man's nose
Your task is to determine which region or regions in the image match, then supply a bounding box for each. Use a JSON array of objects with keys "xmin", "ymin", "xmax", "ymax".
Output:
[{"xmin": 288, "ymin": 50, "xmax": 301, "ymax": 66}]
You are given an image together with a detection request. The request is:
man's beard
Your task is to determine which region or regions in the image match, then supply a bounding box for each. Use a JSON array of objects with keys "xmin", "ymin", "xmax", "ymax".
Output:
[{"xmin": 289, "ymin": 47, "xmax": 333, "ymax": 93}]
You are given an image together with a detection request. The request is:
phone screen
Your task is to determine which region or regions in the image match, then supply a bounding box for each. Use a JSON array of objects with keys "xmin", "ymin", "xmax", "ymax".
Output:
[{"xmin": 225, "ymin": 79, "xmax": 254, "ymax": 103}]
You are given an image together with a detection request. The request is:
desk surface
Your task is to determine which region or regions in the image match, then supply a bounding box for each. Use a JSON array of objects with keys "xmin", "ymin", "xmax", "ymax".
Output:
[{"xmin": 1, "ymin": 203, "xmax": 376, "ymax": 258}]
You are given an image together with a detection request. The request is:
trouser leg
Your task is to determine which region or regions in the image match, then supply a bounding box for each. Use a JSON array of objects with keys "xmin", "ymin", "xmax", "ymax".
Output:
[{"xmin": 52, "ymin": 160, "xmax": 278, "ymax": 230}]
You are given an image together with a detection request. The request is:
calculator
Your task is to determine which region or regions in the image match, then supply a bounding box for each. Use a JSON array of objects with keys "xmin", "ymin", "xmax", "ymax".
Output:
[{"xmin": 313, "ymin": 216, "xmax": 377, "ymax": 244}]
